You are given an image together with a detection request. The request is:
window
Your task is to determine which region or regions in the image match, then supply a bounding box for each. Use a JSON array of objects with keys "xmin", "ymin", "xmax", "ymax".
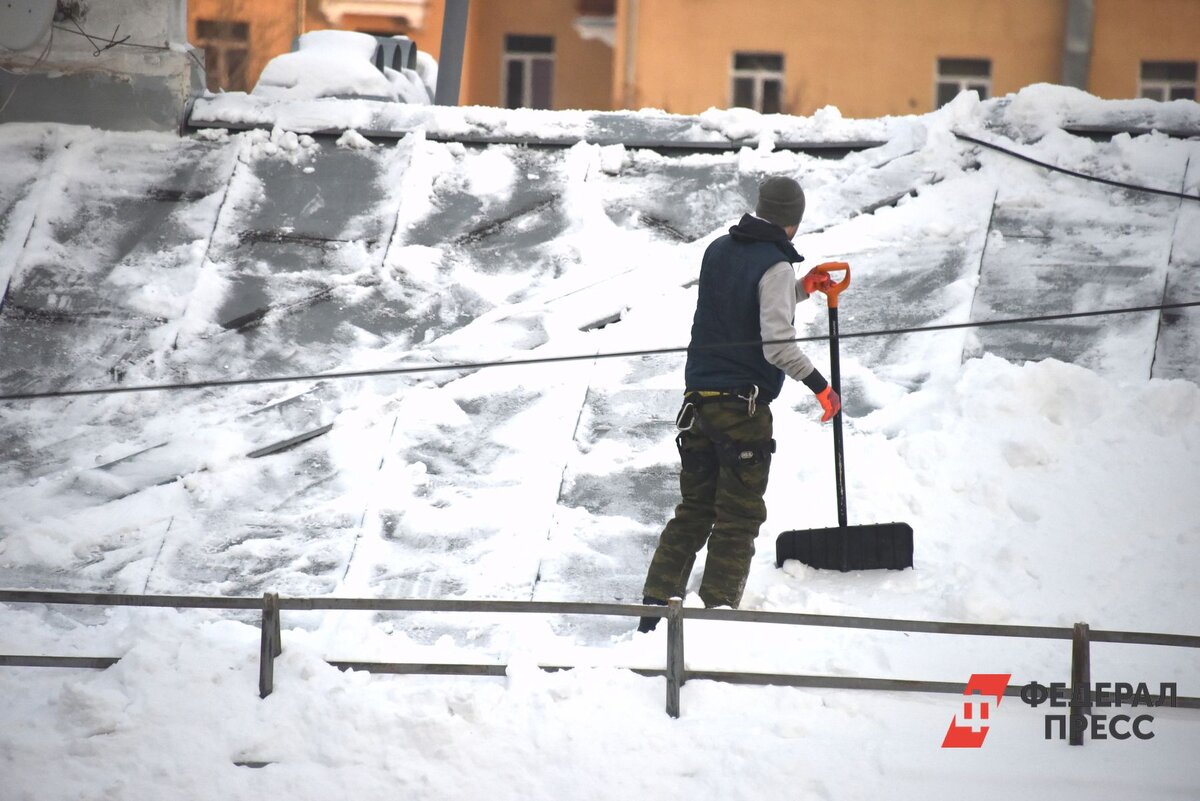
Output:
[
  {"xmin": 731, "ymin": 52, "xmax": 784, "ymax": 114},
  {"xmin": 195, "ymin": 19, "xmax": 250, "ymax": 93},
  {"xmin": 503, "ymin": 35, "xmax": 554, "ymax": 109},
  {"xmin": 577, "ymin": 0, "xmax": 616, "ymax": 14},
  {"xmin": 1140, "ymin": 61, "xmax": 1197, "ymax": 101},
  {"xmin": 936, "ymin": 58, "xmax": 991, "ymax": 107}
]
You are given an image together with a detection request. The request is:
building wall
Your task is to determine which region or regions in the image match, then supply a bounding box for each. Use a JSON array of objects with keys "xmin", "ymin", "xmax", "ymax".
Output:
[
  {"xmin": 182, "ymin": 0, "xmax": 1199, "ymax": 114},
  {"xmin": 189, "ymin": 0, "xmax": 304, "ymax": 92},
  {"xmin": 1090, "ymin": 0, "xmax": 1200, "ymax": 98},
  {"xmin": 408, "ymin": 0, "xmax": 446, "ymax": 59},
  {"xmin": 617, "ymin": 0, "xmax": 1066, "ymax": 117},
  {"xmin": 459, "ymin": 0, "xmax": 613, "ymax": 110}
]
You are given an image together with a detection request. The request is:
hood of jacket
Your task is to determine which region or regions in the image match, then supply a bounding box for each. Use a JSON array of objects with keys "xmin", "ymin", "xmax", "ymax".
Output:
[{"xmin": 728, "ymin": 213, "xmax": 803, "ymax": 264}]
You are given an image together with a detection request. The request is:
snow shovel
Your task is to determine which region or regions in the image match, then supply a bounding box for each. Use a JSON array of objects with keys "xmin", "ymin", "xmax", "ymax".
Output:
[{"xmin": 775, "ymin": 262, "xmax": 913, "ymax": 571}]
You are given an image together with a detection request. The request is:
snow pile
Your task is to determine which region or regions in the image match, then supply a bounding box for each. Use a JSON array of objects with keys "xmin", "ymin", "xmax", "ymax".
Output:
[{"xmin": 253, "ymin": 30, "xmax": 433, "ymax": 104}]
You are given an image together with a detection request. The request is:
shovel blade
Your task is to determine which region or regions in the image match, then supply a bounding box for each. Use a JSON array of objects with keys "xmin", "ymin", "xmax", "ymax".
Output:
[{"xmin": 775, "ymin": 523, "xmax": 913, "ymax": 571}]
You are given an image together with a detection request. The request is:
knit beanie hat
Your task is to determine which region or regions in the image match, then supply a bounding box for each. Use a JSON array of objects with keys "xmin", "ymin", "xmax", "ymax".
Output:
[{"xmin": 755, "ymin": 176, "xmax": 806, "ymax": 228}]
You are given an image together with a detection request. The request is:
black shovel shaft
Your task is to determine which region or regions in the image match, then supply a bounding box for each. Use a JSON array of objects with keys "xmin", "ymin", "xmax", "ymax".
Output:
[{"xmin": 828, "ymin": 305, "xmax": 849, "ymax": 530}]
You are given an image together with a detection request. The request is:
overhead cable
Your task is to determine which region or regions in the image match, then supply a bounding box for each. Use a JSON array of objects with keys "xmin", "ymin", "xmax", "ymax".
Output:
[
  {"xmin": 955, "ymin": 132, "xmax": 1200, "ymax": 203},
  {"xmin": 1, "ymin": 300, "xmax": 1197, "ymax": 403}
]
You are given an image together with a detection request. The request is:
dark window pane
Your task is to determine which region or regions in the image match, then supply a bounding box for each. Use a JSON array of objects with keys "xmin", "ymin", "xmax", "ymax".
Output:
[
  {"xmin": 967, "ymin": 82, "xmax": 989, "ymax": 99},
  {"xmin": 761, "ymin": 79, "xmax": 782, "ymax": 114},
  {"xmin": 577, "ymin": 0, "xmax": 615, "ymax": 14},
  {"xmin": 505, "ymin": 60, "xmax": 525, "ymax": 108},
  {"xmin": 734, "ymin": 52, "xmax": 783, "ymax": 72},
  {"xmin": 205, "ymin": 50, "xmax": 223, "ymax": 91},
  {"xmin": 506, "ymin": 34, "xmax": 554, "ymax": 54},
  {"xmin": 936, "ymin": 82, "xmax": 959, "ymax": 107},
  {"xmin": 1170, "ymin": 62, "xmax": 1198, "ymax": 81},
  {"xmin": 1141, "ymin": 86, "xmax": 1166, "ymax": 101},
  {"xmin": 939, "ymin": 58, "xmax": 990, "ymax": 77},
  {"xmin": 531, "ymin": 58, "xmax": 553, "ymax": 109},
  {"xmin": 1144, "ymin": 61, "xmax": 1198, "ymax": 81},
  {"xmin": 1142, "ymin": 61, "xmax": 1168, "ymax": 80},
  {"xmin": 732, "ymin": 77, "xmax": 754, "ymax": 108},
  {"xmin": 1169, "ymin": 86, "xmax": 1196, "ymax": 100},
  {"xmin": 196, "ymin": 19, "xmax": 249, "ymax": 43},
  {"xmin": 226, "ymin": 48, "xmax": 248, "ymax": 91}
]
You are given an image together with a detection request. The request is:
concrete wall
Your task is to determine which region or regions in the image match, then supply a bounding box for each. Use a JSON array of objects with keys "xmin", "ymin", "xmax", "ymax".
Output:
[{"xmin": 0, "ymin": 0, "xmax": 203, "ymax": 131}]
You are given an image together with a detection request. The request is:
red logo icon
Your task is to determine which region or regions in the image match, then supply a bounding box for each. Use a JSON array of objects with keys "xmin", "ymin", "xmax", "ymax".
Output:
[{"xmin": 942, "ymin": 673, "xmax": 1012, "ymax": 748}]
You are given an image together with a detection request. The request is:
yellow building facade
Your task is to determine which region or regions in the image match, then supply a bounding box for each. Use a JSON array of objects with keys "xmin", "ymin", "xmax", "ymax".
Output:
[
  {"xmin": 613, "ymin": 0, "xmax": 1200, "ymax": 116},
  {"xmin": 188, "ymin": 0, "xmax": 306, "ymax": 93},
  {"xmin": 187, "ymin": 0, "xmax": 1200, "ymax": 115}
]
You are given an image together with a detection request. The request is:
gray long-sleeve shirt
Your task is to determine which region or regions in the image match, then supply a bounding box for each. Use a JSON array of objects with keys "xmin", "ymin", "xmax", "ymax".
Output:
[{"xmin": 757, "ymin": 261, "xmax": 817, "ymax": 382}]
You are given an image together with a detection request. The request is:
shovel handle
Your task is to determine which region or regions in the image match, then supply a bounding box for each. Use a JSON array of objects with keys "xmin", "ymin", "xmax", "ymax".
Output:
[{"xmin": 814, "ymin": 262, "xmax": 851, "ymax": 308}]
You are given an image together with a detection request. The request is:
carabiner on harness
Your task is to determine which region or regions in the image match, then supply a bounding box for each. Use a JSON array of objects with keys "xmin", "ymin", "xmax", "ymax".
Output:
[
  {"xmin": 676, "ymin": 401, "xmax": 696, "ymax": 431},
  {"xmin": 737, "ymin": 385, "xmax": 760, "ymax": 417}
]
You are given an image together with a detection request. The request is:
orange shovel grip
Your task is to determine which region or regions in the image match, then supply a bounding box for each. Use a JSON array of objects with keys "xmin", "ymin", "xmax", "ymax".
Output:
[{"xmin": 815, "ymin": 262, "xmax": 851, "ymax": 308}]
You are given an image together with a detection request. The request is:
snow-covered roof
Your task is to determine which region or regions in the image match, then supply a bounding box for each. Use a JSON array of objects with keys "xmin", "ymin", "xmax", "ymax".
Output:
[{"xmin": 1, "ymin": 85, "xmax": 1198, "ymax": 798}]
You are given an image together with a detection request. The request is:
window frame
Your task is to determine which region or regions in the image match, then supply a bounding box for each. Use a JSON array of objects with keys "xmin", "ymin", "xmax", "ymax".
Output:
[
  {"xmin": 730, "ymin": 51, "xmax": 785, "ymax": 114},
  {"xmin": 194, "ymin": 18, "xmax": 251, "ymax": 93},
  {"xmin": 935, "ymin": 57, "xmax": 992, "ymax": 108},
  {"xmin": 1139, "ymin": 60, "xmax": 1197, "ymax": 101},
  {"xmin": 502, "ymin": 34, "xmax": 555, "ymax": 109}
]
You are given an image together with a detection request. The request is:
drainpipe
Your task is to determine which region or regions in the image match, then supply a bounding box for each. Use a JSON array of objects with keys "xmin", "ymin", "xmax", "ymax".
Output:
[
  {"xmin": 435, "ymin": 0, "xmax": 470, "ymax": 105},
  {"xmin": 1062, "ymin": 0, "xmax": 1093, "ymax": 90},
  {"xmin": 623, "ymin": 0, "xmax": 638, "ymax": 108}
]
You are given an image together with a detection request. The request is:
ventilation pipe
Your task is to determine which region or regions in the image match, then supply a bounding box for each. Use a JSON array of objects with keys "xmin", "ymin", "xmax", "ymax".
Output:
[
  {"xmin": 435, "ymin": 0, "xmax": 470, "ymax": 105},
  {"xmin": 1062, "ymin": 0, "xmax": 1093, "ymax": 90}
]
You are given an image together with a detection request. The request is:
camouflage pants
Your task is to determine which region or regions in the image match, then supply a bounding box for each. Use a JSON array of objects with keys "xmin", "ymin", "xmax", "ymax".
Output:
[{"xmin": 642, "ymin": 400, "xmax": 773, "ymax": 609}]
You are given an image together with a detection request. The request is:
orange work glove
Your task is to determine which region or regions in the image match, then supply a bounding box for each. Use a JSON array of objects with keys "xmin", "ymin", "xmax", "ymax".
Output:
[
  {"xmin": 816, "ymin": 386, "xmax": 841, "ymax": 422},
  {"xmin": 802, "ymin": 267, "xmax": 834, "ymax": 295}
]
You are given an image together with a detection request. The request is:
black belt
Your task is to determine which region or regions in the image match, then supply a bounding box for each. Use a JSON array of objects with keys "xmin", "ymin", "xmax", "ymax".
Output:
[{"xmin": 683, "ymin": 385, "xmax": 765, "ymax": 415}]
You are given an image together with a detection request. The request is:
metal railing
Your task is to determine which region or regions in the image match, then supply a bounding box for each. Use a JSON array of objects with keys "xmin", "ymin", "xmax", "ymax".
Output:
[{"xmin": 2, "ymin": 589, "xmax": 1197, "ymax": 745}]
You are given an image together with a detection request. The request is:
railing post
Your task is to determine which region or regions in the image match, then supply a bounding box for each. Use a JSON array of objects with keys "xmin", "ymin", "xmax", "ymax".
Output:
[
  {"xmin": 665, "ymin": 597, "xmax": 685, "ymax": 718},
  {"xmin": 1069, "ymin": 621, "xmax": 1091, "ymax": 746},
  {"xmin": 259, "ymin": 592, "xmax": 281, "ymax": 699}
]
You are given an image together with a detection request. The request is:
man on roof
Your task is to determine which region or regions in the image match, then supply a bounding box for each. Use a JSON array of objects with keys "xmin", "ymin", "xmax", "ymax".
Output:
[{"xmin": 638, "ymin": 176, "xmax": 839, "ymax": 632}]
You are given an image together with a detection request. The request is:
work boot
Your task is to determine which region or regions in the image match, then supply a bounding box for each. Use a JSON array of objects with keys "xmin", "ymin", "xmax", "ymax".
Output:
[{"xmin": 637, "ymin": 597, "xmax": 668, "ymax": 633}]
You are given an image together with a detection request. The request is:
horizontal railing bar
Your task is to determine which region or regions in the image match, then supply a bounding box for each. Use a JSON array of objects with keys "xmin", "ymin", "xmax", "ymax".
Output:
[
  {"xmin": 6, "ymin": 649, "xmax": 1196, "ymax": 709},
  {"xmin": 682, "ymin": 607, "xmax": 1075, "ymax": 639},
  {"xmin": 328, "ymin": 660, "xmax": 667, "ymax": 679},
  {"xmin": 685, "ymin": 671, "xmax": 983, "ymax": 695},
  {"xmin": 3, "ymin": 590, "xmax": 1196, "ymax": 648},
  {"xmin": 0, "ymin": 654, "xmax": 120, "ymax": 669},
  {"xmin": 686, "ymin": 672, "xmax": 1200, "ymax": 708},
  {"xmin": 1089, "ymin": 630, "xmax": 1200, "ymax": 649},
  {"xmin": 0, "ymin": 590, "xmax": 260, "ymax": 610},
  {"xmin": 277, "ymin": 598, "xmax": 653, "ymax": 617},
  {"xmin": 330, "ymin": 661, "xmax": 508, "ymax": 676}
]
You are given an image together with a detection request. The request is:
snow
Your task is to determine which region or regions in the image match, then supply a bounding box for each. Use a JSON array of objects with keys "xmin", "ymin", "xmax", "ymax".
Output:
[
  {"xmin": 252, "ymin": 30, "xmax": 433, "ymax": 105},
  {"xmin": 1, "ymin": 84, "xmax": 1199, "ymax": 799}
]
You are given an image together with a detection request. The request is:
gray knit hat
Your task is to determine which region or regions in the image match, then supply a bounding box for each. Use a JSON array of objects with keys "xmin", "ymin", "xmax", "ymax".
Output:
[{"xmin": 756, "ymin": 176, "xmax": 806, "ymax": 228}]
